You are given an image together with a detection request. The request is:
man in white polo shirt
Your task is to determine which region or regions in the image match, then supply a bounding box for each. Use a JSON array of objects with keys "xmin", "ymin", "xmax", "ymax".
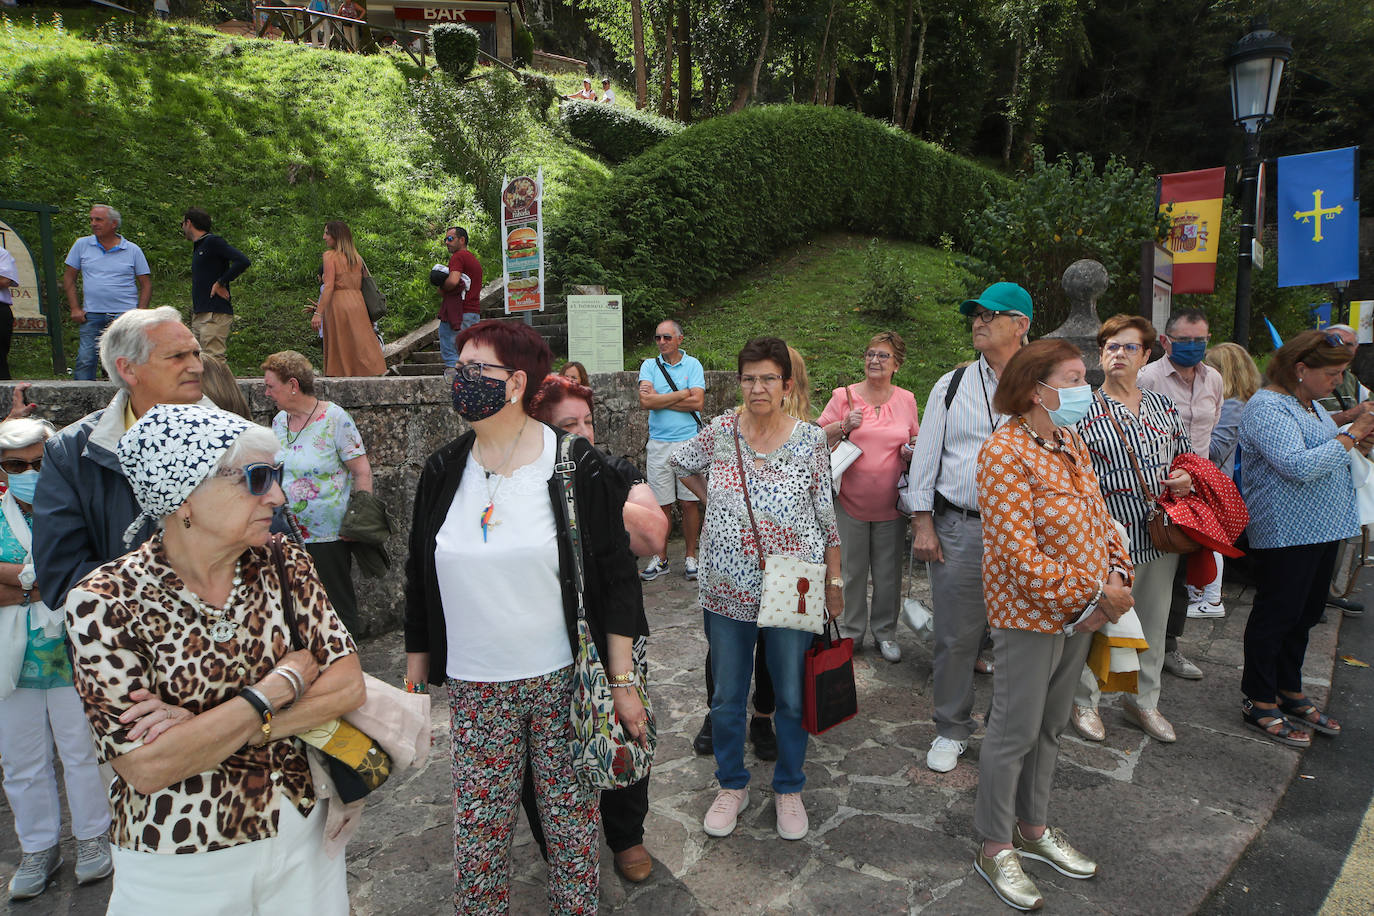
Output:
[
  {"xmin": 637, "ymin": 319, "xmax": 705, "ymax": 581},
  {"xmin": 63, "ymin": 204, "xmax": 152, "ymax": 381}
]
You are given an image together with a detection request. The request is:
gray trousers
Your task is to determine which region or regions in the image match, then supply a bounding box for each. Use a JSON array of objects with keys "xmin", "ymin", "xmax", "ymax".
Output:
[
  {"xmin": 974, "ymin": 626, "xmax": 1093, "ymax": 842},
  {"xmin": 930, "ymin": 510, "xmax": 987, "ymax": 740},
  {"xmin": 1075, "ymin": 552, "xmax": 1178, "ymax": 712},
  {"xmin": 835, "ymin": 503, "xmax": 906, "ymax": 644}
]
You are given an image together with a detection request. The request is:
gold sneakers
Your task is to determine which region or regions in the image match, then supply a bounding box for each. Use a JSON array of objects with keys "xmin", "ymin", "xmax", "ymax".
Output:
[
  {"xmin": 1123, "ymin": 704, "xmax": 1177, "ymax": 743},
  {"xmin": 974, "ymin": 847, "xmax": 1044, "ymax": 912},
  {"xmin": 1013, "ymin": 825, "xmax": 1099, "ymax": 879}
]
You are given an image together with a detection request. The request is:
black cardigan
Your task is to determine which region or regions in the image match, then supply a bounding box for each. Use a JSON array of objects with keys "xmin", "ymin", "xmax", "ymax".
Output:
[{"xmin": 404, "ymin": 425, "xmax": 649, "ymax": 685}]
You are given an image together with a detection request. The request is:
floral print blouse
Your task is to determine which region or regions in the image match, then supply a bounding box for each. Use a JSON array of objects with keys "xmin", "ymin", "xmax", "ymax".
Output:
[
  {"xmin": 272, "ymin": 402, "xmax": 366, "ymax": 543},
  {"xmin": 976, "ymin": 419, "xmax": 1132, "ymax": 634},
  {"xmin": 65, "ymin": 538, "xmax": 356, "ymax": 853},
  {"xmin": 0, "ymin": 509, "xmax": 71, "ymax": 690},
  {"xmin": 671, "ymin": 413, "xmax": 841, "ymax": 622}
]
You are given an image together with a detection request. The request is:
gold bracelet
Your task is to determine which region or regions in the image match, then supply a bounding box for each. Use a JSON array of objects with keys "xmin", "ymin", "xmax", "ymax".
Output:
[
  {"xmin": 607, "ymin": 671, "xmax": 636, "ymax": 685},
  {"xmin": 260, "ymin": 711, "xmax": 272, "ymax": 744}
]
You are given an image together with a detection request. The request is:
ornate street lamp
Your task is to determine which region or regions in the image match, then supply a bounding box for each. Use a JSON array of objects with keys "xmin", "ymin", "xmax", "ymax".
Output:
[{"xmin": 1225, "ymin": 19, "xmax": 1292, "ymax": 345}]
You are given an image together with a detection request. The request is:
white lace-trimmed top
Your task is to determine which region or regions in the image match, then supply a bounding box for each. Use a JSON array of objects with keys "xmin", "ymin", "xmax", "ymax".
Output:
[{"xmin": 437, "ymin": 425, "xmax": 571, "ymax": 681}]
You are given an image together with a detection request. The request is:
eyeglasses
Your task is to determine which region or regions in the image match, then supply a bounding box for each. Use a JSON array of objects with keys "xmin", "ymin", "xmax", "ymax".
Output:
[
  {"xmin": 863, "ymin": 351, "xmax": 894, "ymax": 362},
  {"xmin": 444, "ymin": 236, "xmax": 456, "ymax": 242},
  {"xmin": 454, "ymin": 360, "xmax": 517, "ymax": 382},
  {"xmin": 1169, "ymin": 336, "xmax": 1209, "ymax": 345},
  {"xmin": 740, "ymin": 374, "xmax": 783, "ymax": 388},
  {"xmin": 1103, "ymin": 342, "xmax": 1143, "ymax": 354},
  {"xmin": 653, "ymin": 334, "xmax": 677, "ymax": 341},
  {"xmin": 1295, "ymin": 332, "xmax": 1349, "ymax": 363},
  {"xmin": 0, "ymin": 457, "xmax": 40, "ymax": 474},
  {"xmin": 971, "ymin": 309, "xmax": 1010, "ymax": 324},
  {"xmin": 216, "ymin": 462, "xmax": 284, "ymax": 496}
]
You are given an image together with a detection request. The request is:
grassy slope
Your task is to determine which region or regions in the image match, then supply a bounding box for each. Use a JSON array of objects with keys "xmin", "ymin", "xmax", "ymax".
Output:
[
  {"xmin": 627, "ymin": 234, "xmax": 977, "ymax": 413},
  {"xmin": 0, "ymin": 14, "xmax": 608, "ymax": 376}
]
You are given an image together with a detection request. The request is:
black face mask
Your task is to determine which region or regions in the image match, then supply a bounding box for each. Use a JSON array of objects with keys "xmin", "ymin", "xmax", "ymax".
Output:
[{"xmin": 452, "ymin": 374, "xmax": 510, "ymax": 422}]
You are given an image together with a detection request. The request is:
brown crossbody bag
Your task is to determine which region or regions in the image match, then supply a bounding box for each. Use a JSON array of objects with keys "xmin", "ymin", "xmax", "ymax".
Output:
[{"xmin": 1094, "ymin": 392, "xmax": 1199, "ymax": 554}]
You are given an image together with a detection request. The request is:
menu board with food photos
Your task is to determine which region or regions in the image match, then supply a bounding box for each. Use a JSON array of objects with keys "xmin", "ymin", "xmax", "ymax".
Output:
[{"xmin": 501, "ymin": 169, "xmax": 544, "ymax": 313}]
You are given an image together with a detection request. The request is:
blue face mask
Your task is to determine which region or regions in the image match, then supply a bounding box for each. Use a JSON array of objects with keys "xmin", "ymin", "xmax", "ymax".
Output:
[
  {"xmin": 6, "ymin": 470, "xmax": 38, "ymax": 505},
  {"xmin": 1169, "ymin": 339, "xmax": 1207, "ymax": 367},
  {"xmin": 1039, "ymin": 382, "xmax": 1093, "ymax": 427}
]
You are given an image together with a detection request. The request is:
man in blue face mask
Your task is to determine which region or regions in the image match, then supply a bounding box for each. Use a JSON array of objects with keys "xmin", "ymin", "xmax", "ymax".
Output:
[{"xmin": 1138, "ymin": 308, "xmax": 1224, "ymax": 681}]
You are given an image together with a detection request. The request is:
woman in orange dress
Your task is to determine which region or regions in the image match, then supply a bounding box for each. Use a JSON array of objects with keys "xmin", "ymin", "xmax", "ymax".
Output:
[{"xmin": 310, "ymin": 220, "xmax": 386, "ymax": 377}]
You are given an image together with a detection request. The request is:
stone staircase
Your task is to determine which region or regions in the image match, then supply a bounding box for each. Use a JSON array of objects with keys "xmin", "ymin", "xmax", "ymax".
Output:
[{"xmin": 384, "ymin": 282, "xmax": 569, "ymax": 377}]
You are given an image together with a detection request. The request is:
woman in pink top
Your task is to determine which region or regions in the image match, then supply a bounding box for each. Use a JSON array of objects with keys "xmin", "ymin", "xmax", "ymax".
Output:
[{"xmin": 819, "ymin": 331, "xmax": 920, "ymax": 662}]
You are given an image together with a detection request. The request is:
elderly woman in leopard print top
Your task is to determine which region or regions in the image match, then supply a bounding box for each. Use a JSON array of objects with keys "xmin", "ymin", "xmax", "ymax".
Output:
[{"xmin": 64, "ymin": 404, "xmax": 363, "ymax": 914}]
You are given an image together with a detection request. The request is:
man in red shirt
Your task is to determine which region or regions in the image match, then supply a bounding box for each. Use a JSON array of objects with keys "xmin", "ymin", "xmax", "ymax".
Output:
[{"xmin": 437, "ymin": 226, "xmax": 483, "ymax": 370}]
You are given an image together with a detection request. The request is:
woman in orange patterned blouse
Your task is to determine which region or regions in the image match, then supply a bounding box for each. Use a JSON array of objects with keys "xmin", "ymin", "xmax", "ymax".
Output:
[{"xmin": 970, "ymin": 339, "xmax": 1134, "ymax": 912}]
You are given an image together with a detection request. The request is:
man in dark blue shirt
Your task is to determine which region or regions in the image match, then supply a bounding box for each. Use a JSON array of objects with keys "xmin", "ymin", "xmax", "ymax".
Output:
[{"xmin": 182, "ymin": 207, "xmax": 251, "ymax": 360}]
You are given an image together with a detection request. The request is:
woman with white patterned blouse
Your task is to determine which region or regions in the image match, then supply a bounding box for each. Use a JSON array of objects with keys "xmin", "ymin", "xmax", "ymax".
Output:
[
  {"xmin": 1237, "ymin": 330, "xmax": 1374, "ymax": 748},
  {"xmin": 64, "ymin": 404, "xmax": 363, "ymax": 914},
  {"xmin": 672, "ymin": 337, "xmax": 842, "ymax": 845},
  {"xmin": 972, "ymin": 339, "xmax": 1133, "ymax": 912}
]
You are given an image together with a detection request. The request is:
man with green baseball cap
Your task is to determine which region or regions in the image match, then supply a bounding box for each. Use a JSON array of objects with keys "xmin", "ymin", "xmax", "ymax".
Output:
[
  {"xmin": 958, "ymin": 281, "xmax": 1034, "ymax": 319},
  {"xmin": 905, "ymin": 280, "xmax": 1033, "ymax": 777}
]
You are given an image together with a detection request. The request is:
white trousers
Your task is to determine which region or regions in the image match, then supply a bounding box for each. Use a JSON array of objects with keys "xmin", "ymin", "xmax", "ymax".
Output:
[
  {"xmin": 107, "ymin": 797, "xmax": 348, "ymax": 915},
  {"xmin": 0, "ymin": 686, "xmax": 112, "ymax": 852}
]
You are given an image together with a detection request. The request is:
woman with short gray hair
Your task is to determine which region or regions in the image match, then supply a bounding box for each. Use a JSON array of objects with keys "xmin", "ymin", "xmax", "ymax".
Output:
[{"xmin": 0, "ymin": 417, "xmax": 112, "ymax": 901}]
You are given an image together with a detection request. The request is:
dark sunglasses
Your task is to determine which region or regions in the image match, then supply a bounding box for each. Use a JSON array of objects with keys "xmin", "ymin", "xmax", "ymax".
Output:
[
  {"xmin": 444, "ymin": 235, "xmax": 456, "ymax": 242},
  {"xmin": 0, "ymin": 457, "xmax": 40, "ymax": 474},
  {"xmin": 216, "ymin": 462, "xmax": 284, "ymax": 496},
  {"xmin": 654, "ymin": 334, "xmax": 677, "ymax": 341},
  {"xmin": 1297, "ymin": 331, "xmax": 1349, "ymax": 362}
]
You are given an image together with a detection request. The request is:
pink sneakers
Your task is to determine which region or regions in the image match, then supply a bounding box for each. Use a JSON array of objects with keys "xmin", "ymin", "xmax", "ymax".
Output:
[
  {"xmin": 703, "ymin": 788, "xmax": 749, "ymax": 837},
  {"xmin": 775, "ymin": 792, "xmax": 809, "ymax": 840}
]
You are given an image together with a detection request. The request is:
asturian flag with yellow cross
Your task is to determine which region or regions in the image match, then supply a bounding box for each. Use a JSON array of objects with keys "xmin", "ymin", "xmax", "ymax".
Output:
[{"xmin": 1277, "ymin": 146, "xmax": 1359, "ymax": 287}]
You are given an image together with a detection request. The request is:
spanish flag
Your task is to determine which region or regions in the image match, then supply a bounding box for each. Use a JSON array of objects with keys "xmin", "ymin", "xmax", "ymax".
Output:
[{"xmin": 1159, "ymin": 168, "xmax": 1226, "ymax": 294}]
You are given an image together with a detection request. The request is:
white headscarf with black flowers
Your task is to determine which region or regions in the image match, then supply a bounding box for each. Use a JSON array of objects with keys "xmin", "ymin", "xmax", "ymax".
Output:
[{"xmin": 117, "ymin": 403, "xmax": 254, "ymax": 547}]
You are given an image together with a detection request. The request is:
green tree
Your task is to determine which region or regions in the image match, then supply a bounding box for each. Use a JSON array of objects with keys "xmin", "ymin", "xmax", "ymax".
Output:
[
  {"xmin": 411, "ymin": 70, "xmax": 531, "ymax": 212},
  {"xmin": 962, "ymin": 147, "xmax": 1168, "ymax": 333}
]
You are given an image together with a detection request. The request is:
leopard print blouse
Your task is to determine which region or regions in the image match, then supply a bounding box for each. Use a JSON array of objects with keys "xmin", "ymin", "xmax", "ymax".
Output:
[{"xmin": 65, "ymin": 537, "xmax": 356, "ymax": 854}]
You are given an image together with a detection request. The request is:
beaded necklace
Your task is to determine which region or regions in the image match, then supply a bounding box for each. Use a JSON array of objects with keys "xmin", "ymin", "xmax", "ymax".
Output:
[{"xmin": 1018, "ymin": 416, "xmax": 1078, "ymax": 467}]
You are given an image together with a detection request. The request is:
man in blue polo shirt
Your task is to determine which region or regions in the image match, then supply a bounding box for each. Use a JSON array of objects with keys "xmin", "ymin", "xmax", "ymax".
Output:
[
  {"xmin": 637, "ymin": 319, "xmax": 705, "ymax": 581},
  {"xmin": 63, "ymin": 204, "xmax": 152, "ymax": 381}
]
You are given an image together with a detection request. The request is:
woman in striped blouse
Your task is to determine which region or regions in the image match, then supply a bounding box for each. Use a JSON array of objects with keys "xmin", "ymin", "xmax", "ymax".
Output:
[{"xmin": 1070, "ymin": 314, "xmax": 1193, "ymax": 745}]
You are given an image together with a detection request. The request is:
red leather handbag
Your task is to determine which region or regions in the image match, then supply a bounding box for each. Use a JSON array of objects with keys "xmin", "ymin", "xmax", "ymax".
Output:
[{"xmin": 802, "ymin": 621, "xmax": 857, "ymax": 735}]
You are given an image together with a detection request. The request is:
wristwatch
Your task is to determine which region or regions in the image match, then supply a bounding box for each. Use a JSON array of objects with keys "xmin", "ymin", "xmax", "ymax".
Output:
[
  {"xmin": 18, "ymin": 563, "xmax": 35, "ymax": 591},
  {"xmin": 826, "ymin": 576, "xmax": 843, "ymax": 589}
]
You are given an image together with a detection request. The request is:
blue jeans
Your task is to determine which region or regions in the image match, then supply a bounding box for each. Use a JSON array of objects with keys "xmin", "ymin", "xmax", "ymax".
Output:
[
  {"xmin": 706, "ymin": 610, "xmax": 811, "ymax": 794},
  {"xmin": 74, "ymin": 312, "xmax": 118, "ymax": 381},
  {"xmin": 437, "ymin": 320, "xmax": 460, "ymax": 369}
]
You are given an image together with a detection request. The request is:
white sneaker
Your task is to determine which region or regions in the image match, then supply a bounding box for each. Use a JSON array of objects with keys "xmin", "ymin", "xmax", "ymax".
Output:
[
  {"xmin": 1186, "ymin": 601, "xmax": 1226, "ymax": 619},
  {"xmin": 926, "ymin": 735, "xmax": 967, "ymax": 773},
  {"xmin": 879, "ymin": 640, "xmax": 901, "ymax": 663},
  {"xmin": 684, "ymin": 556, "xmax": 699, "ymax": 580},
  {"xmin": 640, "ymin": 555, "xmax": 669, "ymax": 581}
]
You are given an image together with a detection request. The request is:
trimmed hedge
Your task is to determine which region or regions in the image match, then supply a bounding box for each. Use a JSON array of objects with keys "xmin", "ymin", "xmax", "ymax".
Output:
[
  {"xmin": 429, "ymin": 23, "xmax": 478, "ymax": 80},
  {"xmin": 559, "ymin": 100, "xmax": 682, "ymax": 164},
  {"xmin": 546, "ymin": 104, "xmax": 1010, "ymax": 331}
]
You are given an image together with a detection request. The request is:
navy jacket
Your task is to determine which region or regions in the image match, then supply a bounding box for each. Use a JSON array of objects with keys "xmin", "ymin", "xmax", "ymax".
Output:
[{"xmin": 191, "ymin": 232, "xmax": 252, "ymax": 314}]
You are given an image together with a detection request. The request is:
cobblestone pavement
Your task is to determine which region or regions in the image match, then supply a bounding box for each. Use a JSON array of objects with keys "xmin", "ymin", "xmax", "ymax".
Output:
[{"xmin": 0, "ymin": 540, "xmax": 1345, "ymax": 915}]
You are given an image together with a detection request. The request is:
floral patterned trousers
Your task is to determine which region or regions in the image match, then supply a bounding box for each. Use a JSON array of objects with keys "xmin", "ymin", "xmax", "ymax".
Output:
[{"xmin": 447, "ymin": 667, "xmax": 599, "ymax": 915}]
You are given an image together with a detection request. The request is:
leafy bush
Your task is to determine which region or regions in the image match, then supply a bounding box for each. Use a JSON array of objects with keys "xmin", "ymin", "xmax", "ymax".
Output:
[
  {"xmin": 411, "ymin": 69, "xmax": 530, "ymax": 212},
  {"xmin": 512, "ymin": 25, "xmax": 534, "ymax": 67},
  {"xmin": 857, "ymin": 241, "xmax": 922, "ymax": 322},
  {"xmin": 961, "ymin": 148, "xmax": 1168, "ymax": 335},
  {"xmin": 559, "ymin": 100, "xmax": 682, "ymax": 164},
  {"xmin": 518, "ymin": 70, "xmax": 559, "ymax": 120},
  {"xmin": 429, "ymin": 23, "xmax": 478, "ymax": 80},
  {"xmin": 545, "ymin": 104, "xmax": 1009, "ymax": 331}
]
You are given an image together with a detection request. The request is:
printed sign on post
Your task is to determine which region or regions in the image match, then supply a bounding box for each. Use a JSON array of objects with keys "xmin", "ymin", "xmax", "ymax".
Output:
[
  {"xmin": 501, "ymin": 169, "xmax": 545, "ymax": 314},
  {"xmin": 567, "ymin": 295, "xmax": 623, "ymax": 374},
  {"xmin": 0, "ymin": 219, "xmax": 48, "ymax": 334}
]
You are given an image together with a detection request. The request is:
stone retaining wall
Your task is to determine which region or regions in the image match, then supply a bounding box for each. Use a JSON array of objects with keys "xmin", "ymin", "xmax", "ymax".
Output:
[{"xmin": 14, "ymin": 370, "xmax": 739, "ymax": 635}]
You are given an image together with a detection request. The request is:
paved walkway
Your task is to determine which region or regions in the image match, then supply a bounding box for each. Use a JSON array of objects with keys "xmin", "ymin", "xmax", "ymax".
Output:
[{"xmin": 0, "ymin": 540, "xmax": 1345, "ymax": 915}]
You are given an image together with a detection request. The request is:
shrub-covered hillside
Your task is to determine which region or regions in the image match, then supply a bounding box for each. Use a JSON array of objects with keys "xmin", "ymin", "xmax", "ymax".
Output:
[
  {"xmin": 0, "ymin": 15, "xmax": 606, "ymax": 376},
  {"xmin": 546, "ymin": 105, "xmax": 1011, "ymax": 333}
]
